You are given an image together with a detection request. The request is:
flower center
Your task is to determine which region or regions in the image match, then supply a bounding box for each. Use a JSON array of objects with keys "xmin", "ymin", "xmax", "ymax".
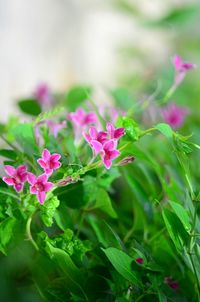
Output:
[{"xmin": 35, "ymin": 183, "xmax": 44, "ymax": 192}]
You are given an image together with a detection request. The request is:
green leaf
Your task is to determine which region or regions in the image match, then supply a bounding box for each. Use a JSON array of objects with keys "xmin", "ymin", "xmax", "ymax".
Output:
[
  {"xmin": 18, "ymin": 99, "xmax": 42, "ymax": 116},
  {"xmin": 40, "ymin": 196, "xmax": 60, "ymax": 227},
  {"xmin": 102, "ymin": 247, "xmax": 141, "ymax": 286},
  {"xmin": 88, "ymin": 215, "xmax": 123, "ymax": 249},
  {"xmin": 93, "ymin": 188, "xmax": 117, "ymax": 218},
  {"xmin": 46, "ymin": 242, "xmax": 87, "ymax": 299},
  {"xmin": 162, "ymin": 209, "xmax": 189, "ymax": 252},
  {"xmin": 155, "ymin": 123, "xmax": 173, "ymax": 138},
  {"xmin": 169, "ymin": 200, "xmax": 191, "ymax": 231},
  {"xmin": 0, "ymin": 149, "xmax": 18, "ymax": 160},
  {"xmin": 0, "ymin": 217, "xmax": 16, "ymax": 255},
  {"xmin": 65, "ymin": 85, "xmax": 92, "ymax": 110},
  {"xmin": 11, "ymin": 123, "xmax": 38, "ymax": 154},
  {"xmin": 116, "ymin": 116, "xmax": 140, "ymax": 141}
]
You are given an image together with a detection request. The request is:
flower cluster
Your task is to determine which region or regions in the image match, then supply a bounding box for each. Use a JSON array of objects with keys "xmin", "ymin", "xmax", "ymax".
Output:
[
  {"xmin": 83, "ymin": 122, "xmax": 125, "ymax": 169},
  {"xmin": 2, "ymin": 149, "xmax": 61, "ymax": 204}
]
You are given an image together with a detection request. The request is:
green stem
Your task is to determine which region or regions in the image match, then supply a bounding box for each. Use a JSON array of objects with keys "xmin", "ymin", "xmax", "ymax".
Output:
[{"xmin": 26, "ymin": 215, "xmax": 39, "ymax": 251}]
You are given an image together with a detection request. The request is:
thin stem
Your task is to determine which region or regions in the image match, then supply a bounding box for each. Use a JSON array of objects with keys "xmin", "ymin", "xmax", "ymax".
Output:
[{"xmin": 26, "ymin": 215, "xmax": 39, "ymax": 251}]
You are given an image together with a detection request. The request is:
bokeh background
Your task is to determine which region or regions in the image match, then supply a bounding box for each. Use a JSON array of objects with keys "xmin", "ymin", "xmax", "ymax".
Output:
[{"xmin": 0, "ymin": 0, "xmax": 199, "ymax": 121}]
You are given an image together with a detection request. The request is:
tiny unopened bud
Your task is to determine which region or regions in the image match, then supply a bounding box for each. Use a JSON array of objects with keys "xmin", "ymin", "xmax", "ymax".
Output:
[
  {"xmin": 117, "ymin": 156, "xmax": 135, "ymax": 166},
  {"xmin": 164, "ymin": 277, "xmax": 179, "ymax": 290},
  {"xmin": 135, "ymin": 257, "xmax": 143, "ymax": 265},
  {"xmin": 57, "ymin": 176, "xmax": 78, "ymax": 186}
]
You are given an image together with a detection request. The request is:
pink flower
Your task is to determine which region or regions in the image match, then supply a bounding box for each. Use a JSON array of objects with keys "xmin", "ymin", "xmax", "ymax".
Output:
[
  {"xmin": 172, "ymin": 55, "xmax": 196, "ymax": 86},
  {"xmin": 46, "ymin": 120, "xmax": 66, "ymax": 138},
  {"xmin": 27, "ymin": 173, "xmax": 53, "ymax": 204},
  {"xmin": 33, "ymin": 82, "xmax": 52, "ymax": 106},
  {"xmin": 106, "ymin": 122, "xmax": 125, "ymax": 140},
  {"xmin": 3, "ymin": 165, "xmax": 28, "ymax": 192},
  {"xmin": 161, "ymin": 102, "xmax": 189, "ymax": 129},
  {"xmin": 83, "ymin": 127, "xmax": 107, "ymax": 154},
  {"xmin": 37, "ymin": 149, "xmax": 61, "ymax": 174},
  {"xmin": 68, "ymin": 108, "xmax": 97, "ymax": 128},
  {"xmin": 100, "ymin": 140, "xmax": 120, "ymax": 169}
]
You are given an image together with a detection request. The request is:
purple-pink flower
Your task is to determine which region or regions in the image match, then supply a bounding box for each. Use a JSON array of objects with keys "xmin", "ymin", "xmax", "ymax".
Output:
[
  {"xmin": 33, "ymin": 82, "xmax": 53, "ymax": 106},
  {"xmin": 3, "ymin": 165, "xmax": 28, "ymax": 192},
  {"xmin": 27, "ymin": 173, "xmax": 53, "ymax": 204},
  {"xmin": 161, "ymin": 102, "xmax": 189, "ymax": 129},
  {"xmin": 37, "ymin": 149, "xmax": 61, "ymax": 175},
  {"xmin": 172, "ymin": 55, "xmax": 196, "ymax": 86},
  {"xmin": 83, "ymin": 122, "xmax": 125, "ymax": 169},
  {"xmin": 100, "ymin": 140, "xmax": 120, "ymax": 169},
  {"xmin": 83, "ymin": 127, "xmax": 107, "ymax": 155},
  {"xmin": 68, "ymin": 107, "xmax": 97, "ymax": 128},
  {"xmin": 106, "ymin": 122, "xmax": 125, "ymax": 140}
]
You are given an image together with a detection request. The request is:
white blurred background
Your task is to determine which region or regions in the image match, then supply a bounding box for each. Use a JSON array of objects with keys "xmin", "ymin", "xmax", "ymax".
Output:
[{"xmin": 0, "ymin": 0, "xmax": 197, "ymax": 121}]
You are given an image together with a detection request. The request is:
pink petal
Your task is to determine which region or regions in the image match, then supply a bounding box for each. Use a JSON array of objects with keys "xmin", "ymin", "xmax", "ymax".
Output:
[
  {"xmin": 51, "ymin": 162, "xmax": 61, "ymax": 170},
  {"xmin": 45, "ymin": 168, "xmax": 53, "ymax": 175},
  {"xmin": 85, "ymin": 112, "xmax": 97, "ymax": 124},
  {"xmin": 37, "ymin": 159, "xmax": 47, "ymax": 169},
  {"xmin": 103, "ymin": 140, "xmax": 115, "ymax": 152},
  {"xmin": 106, "ymin": 122, "xmax": 114, "ymax": 138},
  {"xmin": 42, "ymin": 148, "xmax": 51, "ymax": 161},
  {"xmin": 44, "ymin": 182, "xmax": 54, "ymax": 192},
  {"xmin": 30, "ymin": 186, "xmax": 37, "ymax": 194},
  {"xmin": 82, "ymin": 132, "xmax": 91, "ymax": 143},
  {"xmin": 114, "ymin": 128, "xmax": 125, "ymax": 139},
  {"xmin": 89, "ymin": 127, "xmax": 98, "ymax": 139},
  {"xmin": 173, "ymin": 55, "xmax": 182, "ymax": 70},
  {"xmin": 37, "ymin": 173, "xmax": 48, "ymax": 184},
  {"xmin": 109, "ymin": 150, "xmax": 120, "ymax": 160},
  {"xmin": 4, "ymin": 165, "xmax": 16, "ymax": 176},
  {"xmin": 37, "ymin": 192, "xmax": 46, "ymax": 204},
  {"xmin": 27, "ymin": 173, "xmax": 37, "ymax": 185},
  {"xmin": 51, "ymin": 154, "xmax": 61, "ymax": 162},
  {"xmin": 16, "ymin": 165, "xmax": 27, "ymax": 175},
  {"xmin": 14, "ymin": 183, "xmax": 23, "ymax": 192},
  {"xmin": 91, "ymin": 140, "xmax": 103, "ymax": 154},
  {"xmin": 3, "ymin": 177, "xmax": 15, "ymax": 186},
  {"xmin": 103, "ymin": 159, "xmax": 112, "ymax": 169}
]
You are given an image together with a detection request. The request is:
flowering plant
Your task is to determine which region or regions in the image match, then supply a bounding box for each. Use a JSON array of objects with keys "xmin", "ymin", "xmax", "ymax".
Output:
[{"xmin": 0, "ymin": 56, "xmax": 200, "ymax": 302}]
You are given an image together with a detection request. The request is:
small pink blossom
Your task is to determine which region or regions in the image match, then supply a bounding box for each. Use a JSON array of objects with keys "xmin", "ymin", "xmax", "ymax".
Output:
[
  {"xmin": 3, "ymin": 165, "xmax": 28, "ymax": 192},
  {"xmin": 37, "ymin": 149, "xmax": 61, "ymax": 174},
  {"xmin": 68, "ymin": 107, "xmax": 97, "ymax": 128},
  {"xmin": 46, "ymin": 120, "xmax": 66, "ymax": 138},
  {"xmin": 172, "ymin": 55, "xmax": 196, "ymax": 86},
  {"xmin": 100, "ymin": 140, "xmax": 120, "ymax": 169},
  {"xmin": 83, "ymin": 127, "xmax": 107, "ymax": 154},
  {"xmin": 27, "ymin": 173, "xmax": 53, "ymax": 204},
  {"xmin": 106, "ymin": 122, "xmax": 125, "ymax": 140},
  {"xmin": 33, "ymin": 82, "xmax": 53, "ymax": 106},
  {"xmin": 161, "ymin": 102, "xmax": 189, "ymax": 129}
]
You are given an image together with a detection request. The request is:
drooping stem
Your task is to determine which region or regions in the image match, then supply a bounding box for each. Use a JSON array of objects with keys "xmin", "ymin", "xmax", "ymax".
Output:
[{"xmin": 26, "ymin": 215, "xmax": 39, "ymax": 251}]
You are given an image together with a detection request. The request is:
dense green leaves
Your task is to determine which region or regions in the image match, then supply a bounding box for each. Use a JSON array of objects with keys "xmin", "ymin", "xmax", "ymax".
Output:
[{"xmin": 0, "ymin": 217, "xmax": 16, "ymax": 255}]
